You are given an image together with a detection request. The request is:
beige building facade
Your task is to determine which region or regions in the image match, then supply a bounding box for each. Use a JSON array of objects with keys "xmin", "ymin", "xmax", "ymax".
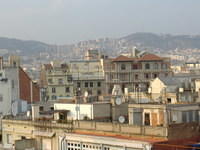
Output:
[
  {"xmin": 70, "ymin": 60, "xmax": 105, "ymax": 96},
  {"xmin": 104, "ymin": 52, "xmax": 172, "ymax": 94},
  {"xmin": 40, "ymin": 63, "xmax": 74, "ymax": 101}
]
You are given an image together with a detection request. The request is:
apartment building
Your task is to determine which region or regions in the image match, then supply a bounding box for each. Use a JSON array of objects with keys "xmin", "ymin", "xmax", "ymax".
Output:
[
  {"xmin": 0, "ymin": 56, "xmax": 40, "ymax": 116},
  {"xmin": 70, "ymin": 60, "xmax": 105, "ymax": 96},
  {"xmin": 149, "ymin": 75, "xmax": 200, "ymax": 103},
  {"xmin": 40, "ymin": 62, "xmax": 74, "ymax": 101},
  {"xmin": 104, "ymin": 50, "xmax": 172, "ymax": 94}
]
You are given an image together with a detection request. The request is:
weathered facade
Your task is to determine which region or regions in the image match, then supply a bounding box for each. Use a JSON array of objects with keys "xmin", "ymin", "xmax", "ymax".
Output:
[
  {"xmin": 40, "ymin": 63, "xmax": 74, "ymax": 101},
  {"xmin": 129, "ymin": 103, "xmax": 200, "ymax": 128},
  {"xmin": 149, "ymin": 76, "xmax": 200, "ymax": 103},
  {"xmin": 70, "ymin": 60, "xmax": 105, "ymax": 96},
  {"xmin": 104, "ymin": 52, "xmax": 172, "ymax": 94}
]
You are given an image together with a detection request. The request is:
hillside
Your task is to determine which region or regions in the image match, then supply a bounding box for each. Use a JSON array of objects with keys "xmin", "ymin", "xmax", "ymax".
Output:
[
  {"xmin": 0, "ymin": 37, "xmax": 50, "ymax": 54},
  {"xmin": 121, "ymin": 33, "xmax": 200, "ymax": 50},
  {"xmin": 1, "ymin": 33, "xmax": 200, "ymax": 57}
]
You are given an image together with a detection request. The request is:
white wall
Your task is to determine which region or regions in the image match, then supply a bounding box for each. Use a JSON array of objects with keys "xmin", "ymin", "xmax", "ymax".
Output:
[
  {"xmin": 0, "ymin": 68, "xmax": 20, "ymax": 116},
  {"xmin": 150, "ymin": 78, "xmax": 166, "ymax": 94},
  {"xmin": 54, "ymin": 103, "xmax": 93, "ymax": 120},
  {"xmin": 0, "ymin": 79, "xmax": 12, "ymax": 116}
]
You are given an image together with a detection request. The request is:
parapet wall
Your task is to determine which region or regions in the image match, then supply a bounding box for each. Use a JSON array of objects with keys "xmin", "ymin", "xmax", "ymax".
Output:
[
  {"xmin": 73, "ymin": 121, "xmax": 167, "ymax": 138},
  {"xmin": 2, "ymin": 119, "xmax": 168, "ymax": 139}
]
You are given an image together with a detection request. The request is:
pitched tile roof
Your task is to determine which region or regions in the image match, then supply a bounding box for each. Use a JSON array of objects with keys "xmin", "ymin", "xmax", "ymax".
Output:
[
  {"xmin": 138, "ymin": 54, "xmax": 163, "ymax": 61},
  {"xmin": 112, "ymin": 55, "xmax": 134, "ymax": 62}
]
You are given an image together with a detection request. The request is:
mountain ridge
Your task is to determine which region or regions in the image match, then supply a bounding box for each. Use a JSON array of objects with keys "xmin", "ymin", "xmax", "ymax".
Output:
[{"xmin": 1, "ymin": 33, "xmax": 200, "ymax": 56}]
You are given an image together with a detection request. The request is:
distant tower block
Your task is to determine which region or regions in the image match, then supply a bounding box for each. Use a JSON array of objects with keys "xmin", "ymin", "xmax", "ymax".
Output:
[{"xmin": 8, "ymin": 55, "xmax": 21, "ymax": 67}]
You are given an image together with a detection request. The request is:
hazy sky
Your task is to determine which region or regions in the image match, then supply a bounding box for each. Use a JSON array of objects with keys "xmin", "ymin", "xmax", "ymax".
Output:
[{"xmin": 0, "ymin": 0, "xmax": 200, "ymax": 44}]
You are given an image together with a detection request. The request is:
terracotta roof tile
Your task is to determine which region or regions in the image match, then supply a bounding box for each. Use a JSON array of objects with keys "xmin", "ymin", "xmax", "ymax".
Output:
[
  {"xmin": 74, "ymin": 130, "xmax": 167, "ymax": 143},
  {"xmin": 138, "ymin": 54, "xmax": 163, "ymax": 61},
  {"xmin": 112, "ymin": 55, "xmax": 134, "ymax": 62}
]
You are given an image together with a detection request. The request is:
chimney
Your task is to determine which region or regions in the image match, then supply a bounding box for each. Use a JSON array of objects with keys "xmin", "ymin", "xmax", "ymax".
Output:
[{"xmin": 131, "ymin": 47, "xmax": 137, "ymax": 57}]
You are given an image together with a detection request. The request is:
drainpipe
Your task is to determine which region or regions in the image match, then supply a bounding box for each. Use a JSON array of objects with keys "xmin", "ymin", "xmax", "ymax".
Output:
[{"xmin": 30, "ymin": 81, "xmax": 33, "ymax": 104}]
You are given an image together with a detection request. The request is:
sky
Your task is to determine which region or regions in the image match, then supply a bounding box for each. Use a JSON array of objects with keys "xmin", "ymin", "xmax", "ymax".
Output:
[{"xmin": 0, "ymin": 0, "xmax": 200, "ymax": 44}]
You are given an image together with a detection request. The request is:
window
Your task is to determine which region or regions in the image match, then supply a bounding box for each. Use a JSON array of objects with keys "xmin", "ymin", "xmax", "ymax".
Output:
[
  {"xmin": 195, "ymin": 111, "xmax": 199, "ymax": 122},
  {"xmin": 110, "ymin": 74, "xmax": 114, "ymax": 80},
  {"xmin": 39, "ymin": 106, "xmax": 44, "ymax": 112},
  {"xmin": 51, "ymin": 95, "xmax": 57, "ymax": 100},
  {"xmin": 50, "ymin": 107, "xmax": 54, "ymax": 111},
  {"xmin": 165, "ymin": 73, "xmax": 168, "ymax": 77},
  {"xmin": 162, "ymin": 64, "xmax": 168, "ymax": 69},
  {"xmin": 48, "ymin": 78, "xmax": 53, "ymax": 84},
  {"xmin": 145, "ymin": 63, "xmax": 150, "ymax": 69},
  {"xmin": 189, "ymin": 111, "xmax": 193, "ymax": 122},
  {"xmin": 167, "ymin": 98, "xmax": 171, "ymax": 103},
  {"xmin": 154, "ymin": 63, "xmax": 159, "ymax": 69},
  {"xmin": 97, "ymin": 90, "xmax": 101, "ymax": 95},
  {"xmin": 144, "ymin": 73, "xmax": 149, "ymax": 79},
  {"xmin": 182, "ymin": 111, "xmax": 187, "ymax": 123},
  {"xmin": 13, "ymin": 61, "xmax": 17, "ymax": 67},
  {"xmin": 121, "ymin": 64, "xmax": 126, "ymax": 70},
  {"xmin": 67, "ymin": 75, "xmax": 73, "ymax": 82},
  {"xmin": 135, "ymin": 74, "xmax": 138, "ymax": 80},
  {"xmin": 77, "ymin": 82, "xmax": 81, "ymax": 88},
  {"xmin": 90, "ymin": 82, "xmax": 93, "ymax": 87},
  {"xmin": 0, "ymin": 95, "xmax": 3, "ymax": 102},
  {"xmin": 12, "ymin": 80, "xmax": 14, "ymax": 88},
  {"xmin": 132, "ymin": 64, "xmax": 138, "ymax": 70},
  {"xmin": 0, "ymin": 73, "xmax": 2, "ymax": 77},
  {"xmin": 120, "ymin": 74, "xmax": 126, "ymax": 81},
  {"xmin": 58, "ymin": 78, "xmax": 63, "ymax": 84},
  {"xmin": 153, "ymin": 73, "xmax": 158, "ymax": 78},
  {"xmin": 112, "ymin": 64, "xmax": 115, "ymax": 70},
  {"xmin": 52, "ymin": 87, "xmax": 56, "ymax": 93},
  {"xmin": 133, "ymin": 112, "xmax": 142, "ymax": 126},
  {"xmin": 66, "ymin": 87, "xmax": 70, "ymax": 93},
  {"xmin": 144, "ymin": 113, "xmax": 150, "ymax": 126},
  {"xmin": 88, "ymin": 90, "xmax": 92, "ymax": 95},
  {"xmin": 85, "ymin": 82, "xmax": 88, "ymax": 87},
  {"xmin": 66, "ymin": 141, "xmax": 82, "ymax": 150},
  {"xmin": 97, "ymin": 82, "xmax": 101, "ymax": 87}
]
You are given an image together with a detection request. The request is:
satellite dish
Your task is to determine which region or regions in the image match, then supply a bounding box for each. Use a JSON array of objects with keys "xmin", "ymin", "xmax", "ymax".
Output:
[
  {"xmin": 11, "ymin": 100, "xmax": 18, "ymax": 116},
  {"xmin": 115, "ymin": 97, "xmax": 122, "ymax": 105},
  {"xmin": 118, "ymin": 116, "xmax": 125, "ymax": 123},
  {"xmin": 27, "ymin": 111, "xmax": 31, "ymax": 117}
]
